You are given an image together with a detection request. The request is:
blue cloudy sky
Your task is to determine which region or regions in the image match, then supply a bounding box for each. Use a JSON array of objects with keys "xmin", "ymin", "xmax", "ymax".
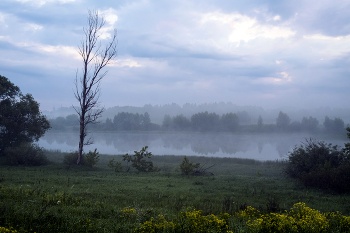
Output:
[{"xmin": 0, "ymin": 0, "xmax": 350, "ymax": 111}]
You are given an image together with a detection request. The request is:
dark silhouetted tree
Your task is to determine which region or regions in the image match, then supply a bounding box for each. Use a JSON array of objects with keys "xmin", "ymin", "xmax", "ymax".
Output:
[
  {"xmin": 74, "ymin": 10, "xmax": 117, "ymax": 164},
  {"xmin": 344, "ymin": 127, "xmax": 350, "ymax": 157},
  {"xmin": 301, "ymin": 116, "xmax": 319, "ymax": 132},
  {"xmin": 0, "ymin": 75, "xmax": 50, "ymax": 155},
  {"xmin": 276, "ymin": 111, "xmax": 291, "ymax": 129},
  {"xmin": 324, "ymin": 116, "xmax": 345, "ymax": 132},
  {"xmin": 104, "ymin": 118, "xmax": 113, "ymax": 131},
  {"xmin": 221, "ymin": 113, "xmax": 239, "ymax": 131},
  {"xmin": 65, "ymin": 114, "xmax": 79, "ymax": 126},
  {"xmin": 162, "ymin": 114, "xmax": 172, "ymax": 130},
  {"xmin": 112, "ymin": 112, "xmax": 153, "ymax": 131},
  {"xmin": 142, "ymin": 112, "xmax": 151, "ymax": 130},
  {"xmin": 191, "ymin": 111, "xmax": 220, "ymax": 131},
  {"xmin": 122, "ymin": 146, "xmax": 155, "ymax": 172},
  {"xmin": 257, "ymin": 115, "xmax": 263, "ymax": 129},
  {"xmin": 236, "ymin": 111, "xmax": 251, "ymax": 124},
  {"xmin": 172, "ymin": 114, "xmax": 191, "ymax": 130}
]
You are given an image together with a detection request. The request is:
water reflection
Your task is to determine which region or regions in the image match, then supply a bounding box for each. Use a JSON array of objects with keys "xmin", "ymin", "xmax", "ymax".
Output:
[{"xmin": 39, "ymin": 132, "xmax": 348, "ymax": 161}]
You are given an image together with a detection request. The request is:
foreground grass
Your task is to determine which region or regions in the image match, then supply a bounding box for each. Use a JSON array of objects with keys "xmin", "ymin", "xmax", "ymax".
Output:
[{"xmin": 1, "ymin": 151, "xmax": 350, "ymax": 232}]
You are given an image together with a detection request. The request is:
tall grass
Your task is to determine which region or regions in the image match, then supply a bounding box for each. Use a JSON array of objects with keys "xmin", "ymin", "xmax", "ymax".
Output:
[{"xmin": 0, "ymin": 151, "xmax": 350, "ymax": 232}]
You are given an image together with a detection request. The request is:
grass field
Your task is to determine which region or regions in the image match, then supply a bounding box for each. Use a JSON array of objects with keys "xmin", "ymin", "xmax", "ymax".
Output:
[{"xmin": 1, "ymin": 150, "xmax": 350, "ymax": 232}]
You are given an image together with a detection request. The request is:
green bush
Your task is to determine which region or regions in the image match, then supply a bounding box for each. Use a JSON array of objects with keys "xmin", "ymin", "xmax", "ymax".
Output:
[
  {"xmin": 4, "ymin": 143, "xmax": 48, "ymax": 166},
  {"xmin": 84, "ymin": 149, "xmax": 100, "ymax": 167},
  {"xmin": 122, "ymin": 146, "xmax": 156, "ymax": 172},
  {"xmin": 343, "ymin": 127, "xmax": 350, "ymax": 158},
  {"xmin": 179, "ymin": 156, "xmax": 200, "ymax": 175},
  {"xmin": 63, "ymin": 149, "xmax": 99, "ymax": 167},
  {"xmin": 285, "ymin": 138, "xmax": 350, "ymax": 192},
  {"xmin": 108, "ymin": 157, "xmax": 123, "ymax": 172},
  {"xmin": 63, "ymin": 151, "xmax": 79, "ymax": 165}
]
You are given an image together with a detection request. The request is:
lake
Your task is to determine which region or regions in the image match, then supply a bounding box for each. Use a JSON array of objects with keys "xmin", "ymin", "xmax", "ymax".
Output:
[{"xmin": 39, "ymin": 132, "xmax": 349, "ymax": 161}]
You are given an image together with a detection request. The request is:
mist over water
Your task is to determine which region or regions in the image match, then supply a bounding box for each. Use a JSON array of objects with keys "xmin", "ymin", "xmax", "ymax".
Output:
[{"xmin": 39, "ymin": 132, "xmax": 348, "ymax": 161}]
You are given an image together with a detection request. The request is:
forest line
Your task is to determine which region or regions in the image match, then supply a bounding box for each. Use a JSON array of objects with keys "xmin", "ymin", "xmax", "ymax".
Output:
[{"xmin": 49, "ymin": 110, "xmax": 347, "ymax": 134}]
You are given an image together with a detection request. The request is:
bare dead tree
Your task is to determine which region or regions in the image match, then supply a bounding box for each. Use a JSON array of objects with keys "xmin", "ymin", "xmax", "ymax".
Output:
[{"xmin": 74, "ymin": 10, "xmax": 117, "ymax": 165}]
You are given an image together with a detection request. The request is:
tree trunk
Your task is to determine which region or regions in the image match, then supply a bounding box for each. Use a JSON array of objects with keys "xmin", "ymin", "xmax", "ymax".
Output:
[
  {"xmin": 74, "ymin": 10, "xmax": 117, "ymax": 165},
  {"xmin": 77, "ymin": 114, "xmax": 85, "ymax": 164}
]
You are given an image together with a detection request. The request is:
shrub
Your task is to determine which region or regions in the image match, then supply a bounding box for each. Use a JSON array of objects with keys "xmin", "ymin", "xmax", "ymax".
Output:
[
  {"xmin": 246, "ymin": 203, "xmax": 331, "ymax": 232},
  {"xmin": 343, "ymin": 126, "xmax": 350, "ymax": 158},
  {"xmin": 4, "ymin": 143, "xmax": 48, "ymax": 166},
  {"xmin": 122, "ymin": 146, "xmax": 156, "ymax": 172},
  {"xmin": 108, "ymin": 157, "xmax": 123, "ymax": 172},
  {"xmin": 63, "ymin": 149, "xmax": 99, "ymax": 167},
  {"xmin": 135, "ymin": 208, "xmax": 229, "ymax": 233},
  {"xmin": 285, "ymin": 138, "xmax": 350, "ymax": 192},
  {"xmin": 84, "ymin": 148, "xmax": 100, "ymax": 167},
  {"xmin": 179, "ymin": 156, "xmax": 200, "ymax": 175},
  {"xmin": 63, "ymin": 151, "xmax": 79, "ymax": 165}
]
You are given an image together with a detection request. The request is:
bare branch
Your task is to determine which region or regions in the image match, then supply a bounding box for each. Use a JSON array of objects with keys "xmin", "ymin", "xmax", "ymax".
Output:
[{"xmin": 74, "ymin": 10, "xmax": 117, "ymax": 165}]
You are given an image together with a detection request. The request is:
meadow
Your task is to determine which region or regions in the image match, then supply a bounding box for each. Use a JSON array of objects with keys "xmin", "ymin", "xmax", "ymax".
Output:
[{"xmin": 1, "ymin": 150, "xmax": 350, "ymax": 232}]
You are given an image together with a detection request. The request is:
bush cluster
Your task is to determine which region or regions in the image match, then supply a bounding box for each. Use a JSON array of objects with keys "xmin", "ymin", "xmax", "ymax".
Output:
[
  {"xmin": 285, "ymin": 138, "xmax": 350, "ymax": 192},
  {"xmin": 135, "ymin": 208, "xmax": 229, "ymax": 233},
  {"xmin": 63, "ymin": 149, "xmax": 100, "ymax": 167},
  {"xmin": 134, "ymin": 203, "xmax": 350, "ymax": 233},
  {"xmin": 122, "ymin": 146, "xmax": 157, "ymax": 172},
  {"xmin": 3, "ymin": 143, "xmax": 48, "ymax": 166},
  {"xmin": 179, "ymin": 156, "xmax": 200, "ymax": 175}
]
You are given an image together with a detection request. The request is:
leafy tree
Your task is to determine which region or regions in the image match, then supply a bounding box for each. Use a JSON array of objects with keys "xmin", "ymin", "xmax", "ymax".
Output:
[
  {"xmin": 53, "ymin": 117, "xmax": 66, "ymax": 129},
  {"xmin": 333, "ymin": 118, "xmax": 345, "ymax": 131},
  {"xmin": 323, "ymin": 116, "xmax": 332, "ymax": 130},
  {"xmin": 142, "ymin": 112, "xmax": 151, "ymax": 130},
  {"xmin": 65, "ymin": 114, "xmax": 79, "ymax": 126},
  {"xmin": 324, "ymin": 116, "xmax": 345, "ymax": 132},
  {"xmin": 122, "ymin": 146, "xmax": 155, "ymax": 172},
  {"xmin": 0, "ymin": 75, "xmax": 19, "ymax": 100},
  {"xmin": 112, "ymin": 112, "xmax": 153, "ymax": 131},
  {"xmin": 0, "ymin": 75, "xmax": 50, "ymax": 156},
  {"xmin": 301, "ymin": 116, "xmax": 319, "ymax": 132},
  {"xmin": 172, "ymin": 114, "xmax": 191, "ymax": 130},
  {"xmin": 344, "ymin": 127, "xmax": 350, "ymax": 158},
  {"xmin": 104, "ymin": 118, "xmax": 113, "ymax": 131},
  {"xmin": 221, "ymin": 113, "xmax": 239, "ymax": 131},
  {"xmin": 285, "ymin": 138, "xmax": 350, "ymax": 192},
  {"xmin": 162, "ymin": 114, "xmax": 172, "ymax": 130},
  {"xmin": 179, "ymin": 156, "xmax": 200, "ymax": 175},
  {"xmin": 236, "ymin": 111, "xmax": 251, "ymax": 124},
  {"xmin": 114, "ymin": 112, "xmax": 131, "ymax": 130},
  {"xmin": 276, "ymin": 111, "xmax": 291, "ymax": 128},
  {"xmin": 257, "ymin": 115, "xmax": 263, "ymax": 129},
  {"xmin": 4, "ymin": 143, "xmax": 48, "ymax": 166},
  {"xmin": 191, "ymin": 111, "xmax": 220, "ymax": 131},
  {"xmin": 49, "ymin": 117, "xmax": 64, "ymax": 131}
]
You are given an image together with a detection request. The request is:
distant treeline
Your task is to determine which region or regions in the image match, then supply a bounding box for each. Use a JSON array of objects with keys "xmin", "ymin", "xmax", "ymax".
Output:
[
  {"xmin": 44, "ymin": 102, "xmax": 350, "ymax": 126},
  {"xmin": 49, "ymin": 111, "xmax": 347, "ymax": 133}
]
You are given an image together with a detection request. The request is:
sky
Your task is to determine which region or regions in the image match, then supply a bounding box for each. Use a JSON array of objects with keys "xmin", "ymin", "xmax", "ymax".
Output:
[{"xmin": 0, "ymin": 0, "xmax": 350, "ymax": 111}]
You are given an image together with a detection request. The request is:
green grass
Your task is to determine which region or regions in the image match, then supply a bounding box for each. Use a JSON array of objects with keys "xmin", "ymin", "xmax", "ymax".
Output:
[{"xmin": 1, "ymin": 151, "xmax": 350, "ymax": 232}]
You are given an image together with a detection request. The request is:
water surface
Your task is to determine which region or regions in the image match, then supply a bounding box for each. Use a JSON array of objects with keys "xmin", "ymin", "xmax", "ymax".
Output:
[{"xmin": 39, "ymin": 132, "xmax": 348, "ymax": 161}]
